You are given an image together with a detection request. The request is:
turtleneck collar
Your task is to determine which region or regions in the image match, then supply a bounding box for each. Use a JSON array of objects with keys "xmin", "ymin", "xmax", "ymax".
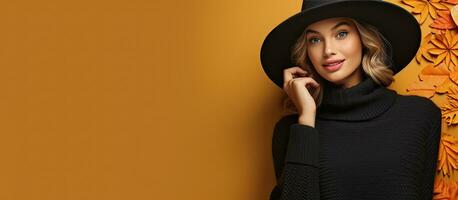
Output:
[{"xmin": 316, "ymin": 75, "xmax": 397, "ymax": 121}]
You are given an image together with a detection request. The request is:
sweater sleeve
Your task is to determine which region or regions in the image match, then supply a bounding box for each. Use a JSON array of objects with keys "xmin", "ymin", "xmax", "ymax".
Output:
[
  {"xmin": 269, "ymin": 115, "xmax": 320, "ymax": 200},
  {"xmin": 421, "ymin": 109, "xmax": 441, "ymax": 200}
]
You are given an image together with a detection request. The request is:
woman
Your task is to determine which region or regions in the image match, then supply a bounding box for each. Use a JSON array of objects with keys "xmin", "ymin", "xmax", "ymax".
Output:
[{"xmin": 260, "ymin": 1, "xmax": 442, "ymax": 200}]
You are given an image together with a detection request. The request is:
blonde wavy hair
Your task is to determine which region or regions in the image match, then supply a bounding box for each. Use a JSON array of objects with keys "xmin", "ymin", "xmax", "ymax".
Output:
[{"xmin": 283, "ymin": 17, "xmax": 395, "ymax": 114}]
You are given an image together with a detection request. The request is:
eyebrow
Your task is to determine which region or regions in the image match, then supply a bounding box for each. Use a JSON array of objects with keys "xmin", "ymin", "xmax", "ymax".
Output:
[{"xmin": 305, "ymin": 21, "xmax": 351, "ymax": 35}]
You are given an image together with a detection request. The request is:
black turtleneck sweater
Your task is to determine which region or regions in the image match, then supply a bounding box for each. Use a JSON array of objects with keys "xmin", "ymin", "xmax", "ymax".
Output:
[{"xmin": 269, "ymin": 75, "xmax": 442, "ymax": 200}]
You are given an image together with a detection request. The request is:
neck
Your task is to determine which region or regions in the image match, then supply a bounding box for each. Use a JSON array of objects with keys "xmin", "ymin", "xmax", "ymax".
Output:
[{"xmin": 316, "ymin": 75, "xmax": 397, "ymax": 121}]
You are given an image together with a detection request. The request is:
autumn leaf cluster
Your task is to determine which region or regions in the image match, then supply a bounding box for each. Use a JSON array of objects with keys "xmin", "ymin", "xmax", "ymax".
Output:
[{"xmin": 402, "ymin": 1, "xmax": 458, "ymax": 199}]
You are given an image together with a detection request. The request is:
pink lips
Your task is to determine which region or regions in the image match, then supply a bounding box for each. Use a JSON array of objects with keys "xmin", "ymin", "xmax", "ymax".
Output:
[{"xmin": 323, "ymin": 60, "xmax": 344, "ymax": 72}]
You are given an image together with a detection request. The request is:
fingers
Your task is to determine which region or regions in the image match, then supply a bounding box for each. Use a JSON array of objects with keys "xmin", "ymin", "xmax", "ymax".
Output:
[
  {"xmin": 291, "ymin": 76, "xmax": 320, "ymax": 88},
  {"xmin": 287, "ymin": 78, "xmax": 295, "ymax": 89},
  {"xmin": 283, "ymin": 67, "xmax": 309, "ymax": 88},
  {"xmin": 284, "ymin": 76, "xmax": 320, "ymax": 95}
]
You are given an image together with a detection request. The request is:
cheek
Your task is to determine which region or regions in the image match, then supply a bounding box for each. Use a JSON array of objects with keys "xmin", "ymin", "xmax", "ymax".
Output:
[
  {"xmin": 307, "ymin": 47, "xmax": 321, "ymax": 65},
  {"xmin": 341, "ymin": 37, "xmax": 362, "ymax": 58},
  {"xmin": 307, "ymin": 49, "xmax": 326, "ymax": 75}
]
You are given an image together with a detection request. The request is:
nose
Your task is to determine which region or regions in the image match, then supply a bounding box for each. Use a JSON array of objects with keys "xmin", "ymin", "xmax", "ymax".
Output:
[{"xmin": 324, "ymin": 40, "xmax": 336, "ymax": 57}]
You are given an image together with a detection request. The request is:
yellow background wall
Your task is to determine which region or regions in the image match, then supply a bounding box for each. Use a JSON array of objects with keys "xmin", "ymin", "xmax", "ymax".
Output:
[{"xmin": 0, "ymin": 0, "xmax": 454, "ymax": 199}]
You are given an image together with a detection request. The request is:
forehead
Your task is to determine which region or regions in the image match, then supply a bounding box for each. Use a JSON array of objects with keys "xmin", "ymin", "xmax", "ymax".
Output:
[{"xmin": 305, "ymin": 17, "xmax": 354, "ymax": 34}]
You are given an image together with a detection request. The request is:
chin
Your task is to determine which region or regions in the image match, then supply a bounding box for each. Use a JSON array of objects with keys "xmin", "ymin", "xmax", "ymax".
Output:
[{"xmin": 322, "ymin": 73, "xmax": 347, "ymax": 84}]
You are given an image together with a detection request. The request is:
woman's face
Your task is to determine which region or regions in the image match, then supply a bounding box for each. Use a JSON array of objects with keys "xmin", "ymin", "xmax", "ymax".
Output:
[{"xmin": 305, "ymin": 17, "xmax": 363, "ymax": 88}]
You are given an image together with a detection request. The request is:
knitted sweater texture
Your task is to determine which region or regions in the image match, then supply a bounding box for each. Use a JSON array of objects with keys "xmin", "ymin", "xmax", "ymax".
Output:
[{"xmin": 269, "ymin": 76, "xmax": 442, "ymax": 200}]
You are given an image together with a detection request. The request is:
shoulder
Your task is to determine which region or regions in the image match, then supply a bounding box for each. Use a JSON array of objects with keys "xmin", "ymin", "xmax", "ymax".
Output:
[
  {"xmin": 394, "ymin": 94, "xmax": 441, "ymax": 125},
  {"xmin": 395, "ymin": 94, "xmax": 440, "ymax": 114}
]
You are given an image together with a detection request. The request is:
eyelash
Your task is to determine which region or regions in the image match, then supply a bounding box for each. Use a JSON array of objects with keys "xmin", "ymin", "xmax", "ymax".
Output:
[{"xmin": 308, "ymin": 31, "xmax": 348, "ymax": 44}]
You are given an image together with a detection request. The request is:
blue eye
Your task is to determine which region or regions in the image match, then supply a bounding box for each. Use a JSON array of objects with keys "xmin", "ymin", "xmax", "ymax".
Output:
[
  {"xmin": 308, "ymin": 31, "xmax": 347, "ymax": 44},
  {"xmin": 337, "ymin": 31, "xmax": 348, "ymax": 39},
  {"xmin": 309, "ymin": 38, "xmax": 320, "ymax": 44}
]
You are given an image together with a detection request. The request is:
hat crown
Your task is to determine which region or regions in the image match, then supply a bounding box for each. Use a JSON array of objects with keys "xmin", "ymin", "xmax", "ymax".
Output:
[{"xmin": 302, "ymin": 0, "xmax": 382, "ymax": 11}]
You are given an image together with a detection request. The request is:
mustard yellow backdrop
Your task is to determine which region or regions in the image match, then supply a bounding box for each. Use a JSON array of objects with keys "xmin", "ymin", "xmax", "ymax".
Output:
[{"xmin": 0, "ymin": 0, "xmax": 456, "ymax": 199}]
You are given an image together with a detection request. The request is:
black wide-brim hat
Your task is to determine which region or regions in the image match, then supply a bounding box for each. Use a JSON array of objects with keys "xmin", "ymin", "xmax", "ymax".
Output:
[{"xmin": 260, "ymin": 0, "xmax": 421, "ymax": 88}]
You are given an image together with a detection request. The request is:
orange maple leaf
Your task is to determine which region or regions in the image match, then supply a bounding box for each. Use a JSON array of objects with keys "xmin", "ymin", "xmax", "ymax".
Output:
[
  {"xmin": 449, "ymin": 70, "xmax": 458, "ymax": 83},
  {"xmin": 402, "ymin": 0, "xmax": 449, "ymax": 24},
  {"xmin": 406, "ymin": 63, "xmax": 449, "ymax": 97},
  {"xmin": 430, "ymin": 10, "xmax": 457, "ymax": 29},
  {"xmin": 437, "ymin": 133, "xmax": 458, "ymax": 176},
  {"xmin": 433, "ymin": 177, "xmax": 458, "ymax": 199},
  {"xmin": 427, "ymin": 29, "xmax": 458, "ymax": 70},
  {"xmin": 417, "ymin": 32, "xmax": 436, "ymax": 64},
  {"xmin": 436, "ymin": 77, "xmax": 457, "ymax": 93},
  {"xmin": 440, "ymin": 84, "xmax": 458, "ymax": 125},
  {"xmin": 442, "ymin": 0, "xmax": 458, "ymax": 5}
]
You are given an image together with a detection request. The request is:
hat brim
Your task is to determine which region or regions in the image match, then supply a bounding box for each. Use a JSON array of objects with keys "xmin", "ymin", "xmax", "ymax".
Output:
[{"xmin": 260, "ymin": 1, "xmax": 421, "ymax": 88}]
